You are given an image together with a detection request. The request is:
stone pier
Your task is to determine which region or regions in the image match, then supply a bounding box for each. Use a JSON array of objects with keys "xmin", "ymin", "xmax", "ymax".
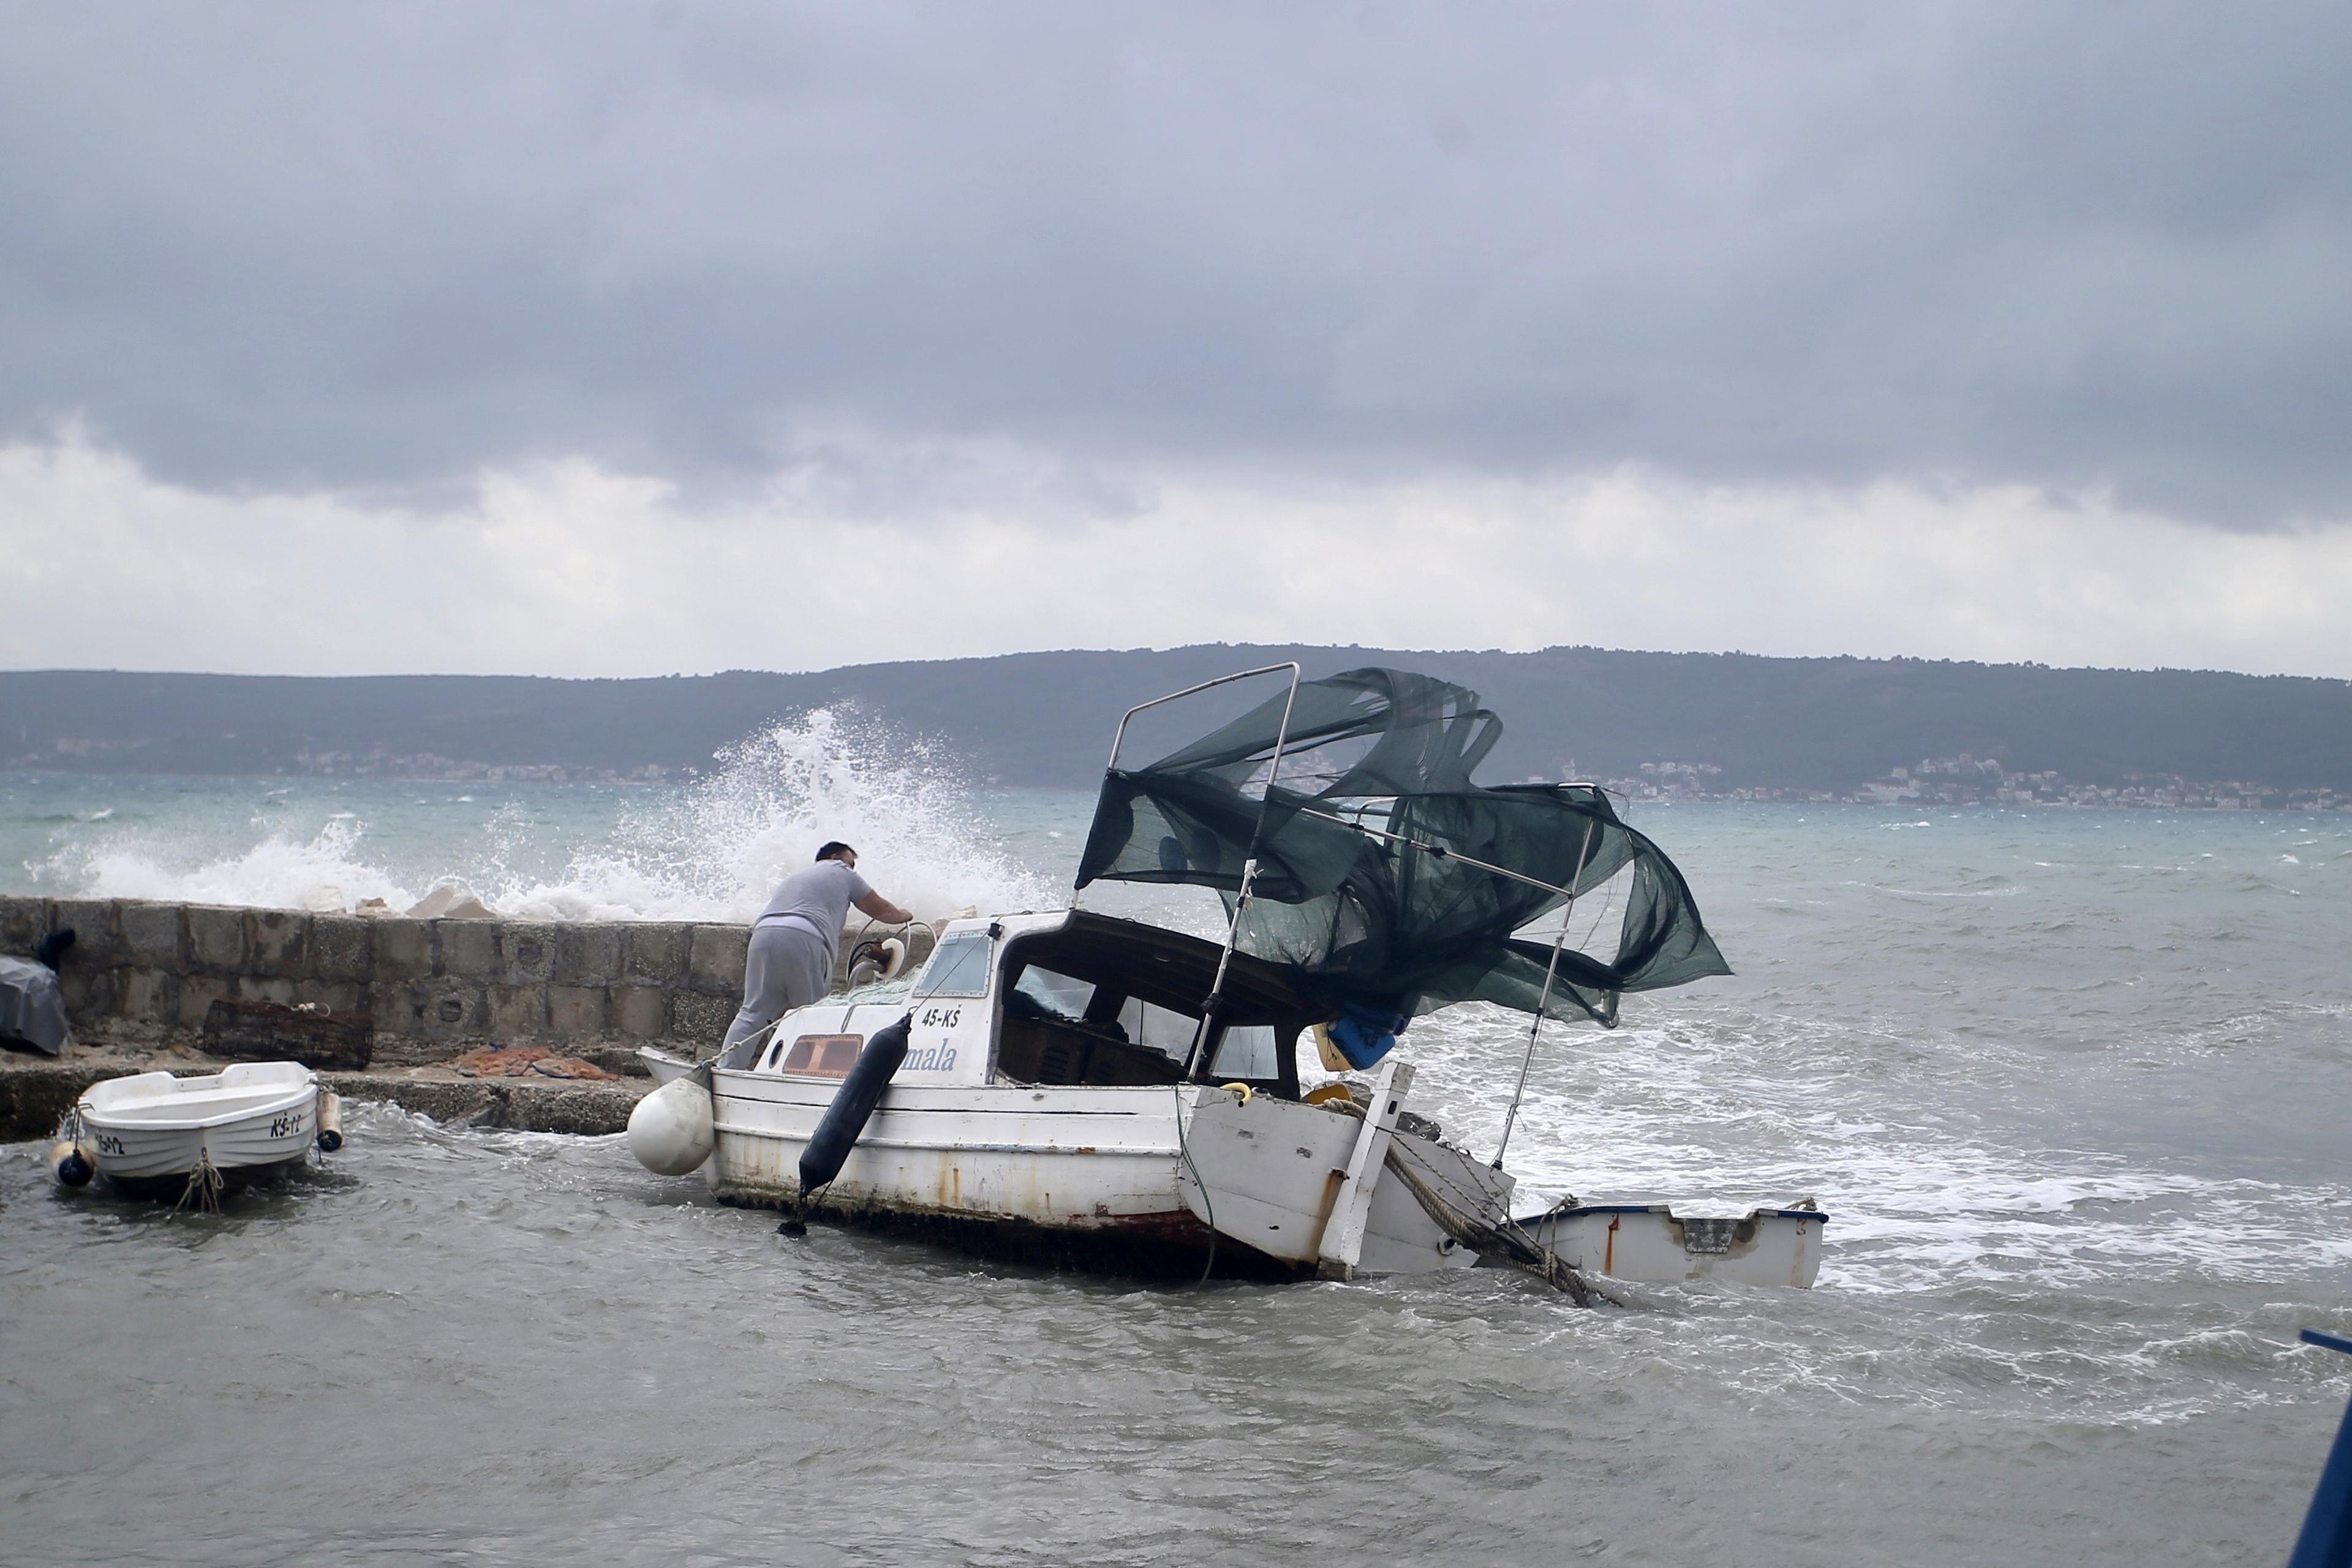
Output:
[{"xmin": 0, "ymin": 895, "xmax": 933, "ymax": 1139}]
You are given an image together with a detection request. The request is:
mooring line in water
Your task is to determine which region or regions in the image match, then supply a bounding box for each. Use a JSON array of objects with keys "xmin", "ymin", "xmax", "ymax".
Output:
[
  {"xmin": 1173, "ymin": 1082, "xmax": 1218, "ymax": 1286},
  {"xmin": 1379, "ymin": 1148, "xmax": 1604, "ymax": 1306},
  {"xmin": 172, "ymin": 1150, "xmax": 224, "ymax": 1216}
]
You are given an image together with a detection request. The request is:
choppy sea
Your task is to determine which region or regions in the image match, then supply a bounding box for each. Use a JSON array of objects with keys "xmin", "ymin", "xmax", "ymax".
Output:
[{"xmin": 3, "ymin": 714, "xmax": 2348, "ymax": 1566}]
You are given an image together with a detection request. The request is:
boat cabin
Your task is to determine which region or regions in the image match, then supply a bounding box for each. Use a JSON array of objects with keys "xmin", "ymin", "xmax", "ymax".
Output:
[
  {"xmin": 990, "ymin": 910, "xmax": 1322, "ymax": 1096},
  {"xmin": 747, "ymin": 910, "xmax": 1326, "ymax": 1098}
]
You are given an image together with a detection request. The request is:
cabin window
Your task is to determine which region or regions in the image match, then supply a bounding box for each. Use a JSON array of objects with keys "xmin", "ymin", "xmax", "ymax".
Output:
[
  {"xmin": 1012, "ymin": 966, "xmax": 1096, "ymax": 1021},
  {"xmin": 1207, "ymin": 1024, "xmax": 1278, "ymax": 1081},
  {"xmin": 780, "ymin": 1035, "xmax": 862, "ymax": 1077},
  {"xmin": 995, "ymin": 957, "xmax": 1192, "ymax": 1088},
  {"xmin": 987, "ymin": 922, "xmax": 1305, "ymax": 1099},
  {"xmin": 1116, "ymin": 997, "xmax": 1199, "ymax": 1060},
  {"xmin": 911, "ymin": 932, "xmax": 993, "ymax": 999}
]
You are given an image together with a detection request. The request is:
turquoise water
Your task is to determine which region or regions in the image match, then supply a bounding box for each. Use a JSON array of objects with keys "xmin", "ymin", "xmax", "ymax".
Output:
[
  {"xmin": 0, "ymin": 712, "xmax": 1082, "ymax": 922},
  {"xmin": 4, "ymin": 733, "xmax": 2350, "ymax": 1564}
]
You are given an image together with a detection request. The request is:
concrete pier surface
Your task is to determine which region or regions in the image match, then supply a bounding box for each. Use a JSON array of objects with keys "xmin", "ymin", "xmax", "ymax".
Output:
[
  {"xmin": 0, "ymin": 1041, "xmax": 651, "ymax": 1140},
  {"xmin": 0, "ymin": 894, "xmax": 933, "ymax": 1140}
]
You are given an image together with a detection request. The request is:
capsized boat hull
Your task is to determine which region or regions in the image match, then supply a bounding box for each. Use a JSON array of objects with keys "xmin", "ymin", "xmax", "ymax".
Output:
[
  {"xmin": 77, "ymin": 1062, "xmax": 319, "ymax": 1191},
  {"xmin": 1514, "ymin": 1201, "xmax": 1828, "ymax": 1288}
]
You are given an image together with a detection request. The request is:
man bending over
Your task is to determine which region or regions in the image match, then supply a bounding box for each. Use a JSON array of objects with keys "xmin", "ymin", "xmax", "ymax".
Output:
[{"xmin": 720, "ymin": 842, "xmax": 912, "ymax": 1067}]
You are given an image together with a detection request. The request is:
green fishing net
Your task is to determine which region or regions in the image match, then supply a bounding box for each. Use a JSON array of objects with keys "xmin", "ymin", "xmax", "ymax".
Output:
[{"xmin": 1076, "ymin": 668, "xmax": 1729, "ymax": 1027}]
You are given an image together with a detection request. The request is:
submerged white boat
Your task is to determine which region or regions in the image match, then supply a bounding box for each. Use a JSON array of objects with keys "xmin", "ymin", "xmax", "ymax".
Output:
[
  {"xmin": 70, "ymin": 1061, "xmax": 331, "ymax": 1201},
  {"xmin": 630, "ymin": 665, "xmax": 1826, "ymax": 1294}
]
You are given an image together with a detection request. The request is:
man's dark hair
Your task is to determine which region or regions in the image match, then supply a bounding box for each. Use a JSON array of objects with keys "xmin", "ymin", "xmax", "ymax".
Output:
[{"xmin": 816, "ymin": 841, "xmax": 854, "ymax": 863}]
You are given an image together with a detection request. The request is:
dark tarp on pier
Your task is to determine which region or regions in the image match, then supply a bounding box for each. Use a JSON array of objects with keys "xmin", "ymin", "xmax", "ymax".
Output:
[{"xmin": 0, "ymin": 955, "xmax": 70, "ymax": 1057}]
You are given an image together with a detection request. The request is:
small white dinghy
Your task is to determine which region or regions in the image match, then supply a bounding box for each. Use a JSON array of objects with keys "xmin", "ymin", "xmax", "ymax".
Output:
[{"xmin": 68, "ymin": 1061, "xmax": 334, "ymax": 1204}]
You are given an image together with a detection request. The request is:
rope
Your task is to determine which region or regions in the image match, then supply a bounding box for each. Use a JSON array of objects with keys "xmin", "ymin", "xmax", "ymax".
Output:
[
  {"xmin": 1379, "ymin": 1144, "xmax": 1604, "ymax": 1307},
  {"xmin": 173, "ymin": 1150, "xmax": 224, "ymax": 1216},
  {"xmin": 1174, "ymin": 1082, "xmax": 1219, "ymax": 1285},
  {"xmin": 702, "ymin": 1010, "xmax": 789, "ymax": 1071},
  {"xmin": 1494, "ymin": 818, "xmax": 1600, "ymax": 1169}
]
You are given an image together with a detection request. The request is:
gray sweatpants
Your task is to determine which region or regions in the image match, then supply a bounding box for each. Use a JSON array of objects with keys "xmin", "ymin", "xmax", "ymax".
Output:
[{"xmin": 718, "ymin": 918, "xmax": 834, "ymax": 1067}]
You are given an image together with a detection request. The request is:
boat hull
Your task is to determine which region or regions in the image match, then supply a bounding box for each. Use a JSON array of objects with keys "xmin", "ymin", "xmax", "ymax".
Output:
[
  {"xmin": 709, "ymin": 1071, "xmax": 1232, "ymax": 1267},
  {"xmin": 78, "ymin": 1063, "xmax": 320, "ymax": 1193},
  {"xmin": 1172, "ymin": 1067, "xmax": 1510, "ymax": 1278},
  {"xmin": 1515, "ymin": 1202, "xmax": 1828, "ymax": 1288},
  {"xmin": 705, "ymin": 1067, "xmax": 1521, "ymax": 1280},
  {"xmin": 713, "ymin": 1072, "xmax": 1191, "ymax": 1207}
]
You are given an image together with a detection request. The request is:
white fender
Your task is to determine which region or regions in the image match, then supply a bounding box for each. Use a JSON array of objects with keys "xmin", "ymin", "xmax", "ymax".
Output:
[
  {"xmin": 846, "ymin": 934, "xmax": 909, "ymax": 988},
  {"xmin": 627, "ymin": 1076, "xmax": 715, "ymax": 1176}
]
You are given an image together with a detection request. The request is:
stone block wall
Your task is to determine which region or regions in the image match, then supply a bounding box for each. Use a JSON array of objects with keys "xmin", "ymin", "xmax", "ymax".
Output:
[{"xmin": 0, "ymin": 895, "xmax": 934, "ymax": 1066}]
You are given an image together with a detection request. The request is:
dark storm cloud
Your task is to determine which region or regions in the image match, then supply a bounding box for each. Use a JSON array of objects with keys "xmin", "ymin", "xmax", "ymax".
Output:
[{"xmin": 2, "ymin": 1, "xmax": 2347, "ymax": 520}]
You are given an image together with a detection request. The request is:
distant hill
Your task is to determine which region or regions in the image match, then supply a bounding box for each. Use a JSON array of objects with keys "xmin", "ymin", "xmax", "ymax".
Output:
[{"xmin": 4, "ymin": 646, "xmax": 2351, "ymax": 794}]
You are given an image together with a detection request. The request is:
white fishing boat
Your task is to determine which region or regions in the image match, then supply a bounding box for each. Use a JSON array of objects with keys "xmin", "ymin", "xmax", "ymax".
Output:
[
  {"xmin": 66, "ymin": 1061, "xmax": 336, "ymax": 1202},
  {"xmin": 630, "ymin": 665, "xmax": 1826, "ymax": 1295}
]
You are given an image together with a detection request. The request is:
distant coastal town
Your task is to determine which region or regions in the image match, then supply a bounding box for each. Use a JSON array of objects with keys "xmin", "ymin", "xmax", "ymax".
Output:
[
  {"xmin": 1602, "ymin": 756, "xmax": 2349, "ymax": 811},
  {"xmin": 9, "ymin": 653, "xmax": 2351, "ymax": 805},
  {"xmin": 284, "ymin": 752, "xmax": 696, "ymax": 785}
]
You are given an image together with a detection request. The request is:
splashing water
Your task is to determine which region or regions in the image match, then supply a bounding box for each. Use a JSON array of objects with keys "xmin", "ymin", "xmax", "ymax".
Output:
[
  {"xmin": 489, "ymin": 708, "xmax": 1052, "ymax": 921},
  {"xmin": 15, "ymin": 709, "xmax": 1053, "ymax": 920},
  {"xmin": 40, "ymin": 813, "xmax": 421, "ymax": 913}
]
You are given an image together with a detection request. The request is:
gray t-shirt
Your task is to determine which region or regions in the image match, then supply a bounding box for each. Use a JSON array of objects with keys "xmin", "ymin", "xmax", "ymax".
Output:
[{"xmin": 756, "ymin": 859, "xmax": 875, "ymax": 951}]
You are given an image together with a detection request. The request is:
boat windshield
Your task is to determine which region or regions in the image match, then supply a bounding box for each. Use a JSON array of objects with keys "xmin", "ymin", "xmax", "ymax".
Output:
[{"xmin": 913, "ymin": 932, "xmax": 993, "ymax": 999}]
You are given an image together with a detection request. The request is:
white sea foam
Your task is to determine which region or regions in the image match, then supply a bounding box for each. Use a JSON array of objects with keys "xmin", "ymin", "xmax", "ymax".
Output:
[
  {"xmin": 38, "ymin": 709, "xmax": 1054, "ymax": 921},
  {"xmin": 50, "ymin": 815, "xmax": 421, "ymax": 911},
  {"xmin": 1399, "ymin": 1003, "xmax": 2352, "ymax": 1298},
  {"xmin": 482, "ymin": 708, "xmax": 1051, "ymax": 921}
]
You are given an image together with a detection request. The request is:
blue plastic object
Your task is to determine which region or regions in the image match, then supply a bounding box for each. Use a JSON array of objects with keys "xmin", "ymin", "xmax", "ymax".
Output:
[
  {"xmin": 2290, "ymin": 1328, "xmax": 2352, "ymax": 1568},
  {"xmin": 1327, "ymin": 1002, "xmax": 1411, "ymax": 1069}
]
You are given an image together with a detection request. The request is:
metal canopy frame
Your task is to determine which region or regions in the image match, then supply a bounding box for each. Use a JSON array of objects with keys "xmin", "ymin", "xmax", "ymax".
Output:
[
  {"xmin": 1080, "ymin": 662, "xmax": 1305, "ymax": 1080},
  {"xmin": 1083, "ymin": 673, "xmax": 1624, "ymax": 1139}
]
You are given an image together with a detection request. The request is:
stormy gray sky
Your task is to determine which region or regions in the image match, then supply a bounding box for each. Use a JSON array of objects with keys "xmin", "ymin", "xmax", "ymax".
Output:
[{"xmin": 4, "ymin": 2, "xmax": 2350, "ymax": 677}]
